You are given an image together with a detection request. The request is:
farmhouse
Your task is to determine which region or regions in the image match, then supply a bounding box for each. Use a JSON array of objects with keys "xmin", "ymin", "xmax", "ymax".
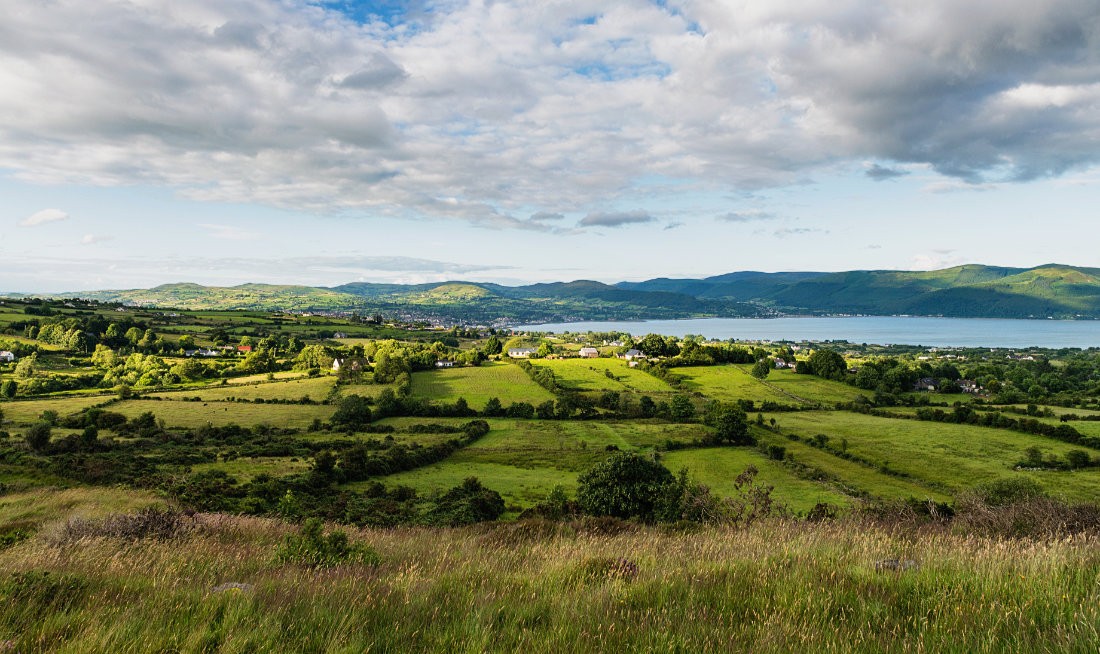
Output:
[
  {"xmin": 0, "ymin": 351, "xmax": 15, "ymax": 363},
  {"xmin": 578, "ymin": 347, "xmax": 599, "ymax": 358},
  {"xmin": 508, "ymin": 348, "xmax": 536, "ymax": 358},
  {"xmin": 237, "ymin": 345, "xmax": 253, "ymax": 353},
  {"xmin": 184, "ymin": 349, "xmax": 220, "ymax": 358},
  {"xmin": 435, "ymin": 360, "xmax": 456, "ymax": 368},
  {"xmin": 913, "ymin": 377, "xmax": 939, "ymax": 392},
  {"xmin": 621, "ymin": 348, "xmax": 646, "ymax": 361}
]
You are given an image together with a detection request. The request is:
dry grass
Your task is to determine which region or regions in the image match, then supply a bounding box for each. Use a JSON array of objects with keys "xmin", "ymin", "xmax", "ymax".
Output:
[{"xmin": 1, "ymin": 501, "xmax": 1099, "ymax": 652}]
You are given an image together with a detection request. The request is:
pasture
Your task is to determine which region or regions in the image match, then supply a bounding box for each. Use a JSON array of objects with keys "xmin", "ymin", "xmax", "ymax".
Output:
[
  {"xmin": 532, "ymin": 358, "xmax": 677, "ymax": 394},
  {"xmin": 408, "ymin": 361, "xmax": 556, "ymax": 409},
  {"xmin": 150, "ymin": 375, "xmax": 336, "ymax": 402},
  {"xmin": 662, "ymin": 447, "xmax": 851, "ymax": 513},
  {"xmin": 0, "ymin": 395, "xmax": 112, "ymax": 426},
  {"xmin": 764, "ymin": 411, "xmax": 1100, "ymax": 502},
  {"xmin": 108, "ymin": 399, "xmax": 334, "ymax": 429},
  {"xmin": 675, "ymin": 364, "xmax": 794, "ymax": 405}
]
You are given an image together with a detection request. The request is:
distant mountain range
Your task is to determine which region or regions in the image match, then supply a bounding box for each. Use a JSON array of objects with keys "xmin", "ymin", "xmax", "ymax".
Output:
[{"xmin": 30, "ymin": 264, "xmax": 1100, "ymax": 322}]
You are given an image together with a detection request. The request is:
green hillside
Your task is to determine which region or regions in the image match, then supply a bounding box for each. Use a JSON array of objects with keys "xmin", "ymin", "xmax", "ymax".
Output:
[{"xmin": 41, "ymin": 263, "xmax": 1100, "ymax": 320}]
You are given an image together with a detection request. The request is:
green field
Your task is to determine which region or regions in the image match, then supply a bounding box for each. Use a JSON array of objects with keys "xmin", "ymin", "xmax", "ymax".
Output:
[
  {"xmin": 361, "ymin": 419, "xmax": 715, "ymax": 507},
  {"xmin": 531, "ymin": 358, "xmax": 677, "ymax": 394},
  {"xmin": 764, "ymin": 411, "xmax": 1100, "ymax": 501},
  {"xmin": 754, "ymin": 429, "xmax": 952, "ymax": 502},
  {"xmin": 762, "ymin": 368, "xmax": 871, "ymax": 404},
  {"xmin": 150, "ymin": 375, "xmax": 337, "ymax": 402},
  {"xmin": 109, "ymin": 399, "xmax": 334, "ymax": 429},
  {"xmin": 409, "ymin": 361, "xmax": 556, "ymax": 409},
  {"xmin": 190, "ymin": 456, "xmax": 311, "ymax": 482},
  {"xmin": 662, "ymin": 447, "xmax": 851, "ymax": 513},
  {"xmin": 0, "ymin": 395, "xmax": 112, "ymax": 426},
  {"xmin": 676, "ymin": 365, "xmax": 796, "ymax": 404}
]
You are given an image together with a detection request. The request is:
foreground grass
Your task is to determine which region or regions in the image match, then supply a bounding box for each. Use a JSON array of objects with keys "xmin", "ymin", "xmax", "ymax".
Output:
[{"xmin": 1, "ymin": 496, "xmax": 1098, "ymax": 653}]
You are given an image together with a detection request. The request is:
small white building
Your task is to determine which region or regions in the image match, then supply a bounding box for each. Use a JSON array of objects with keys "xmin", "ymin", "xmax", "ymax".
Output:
[
  {"xmin": 435, "ymin": 360, "xmax": 456, "ymax": 368},
  {"xmin": 621, "ymin": 348, "xmax": 646, "ymax": 361},
  {"xmin": 508, "ymin": 348, "xmax": 536, "ymax": 358},
  {"xmin": 578, "ymin": 347, "xmax": 600, "ymax": 358},
  {"xmin": 0, "ymin": 351, "xmax": 15, "ymax": 363},
  {"xmin": 332, "ymin": 358, "xmax": 343, "ymax": 371}
]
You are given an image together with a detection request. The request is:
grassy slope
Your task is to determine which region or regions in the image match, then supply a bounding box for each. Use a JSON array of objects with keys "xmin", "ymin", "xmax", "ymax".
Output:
[
  {"xmin": 408, "ymin": 362, "xmax": 556, "ymax": 410},
  {"xmin": 766, "ymin": 411, "xmax": 1100, "ymax": 502},
  {"xmin": 1, "ymin": 503, "xmax": 1098, "ymax": 652}
]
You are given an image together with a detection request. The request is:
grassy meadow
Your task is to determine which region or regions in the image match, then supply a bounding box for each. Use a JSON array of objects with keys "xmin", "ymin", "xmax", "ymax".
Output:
[
  {"xmin": 765, "ymin": 411, "xmax": 1100, "ymax": 502},
  {"xmin": 108, "ymin": 399, "xmax": 335, "ymax": 429},
  {"xmin": 409, "ymin": 361, "xmax": 556, "ymax": 409},
  {"xmin": 1, "ymin": 493, "xmax": 1098, "ymax": 652}
]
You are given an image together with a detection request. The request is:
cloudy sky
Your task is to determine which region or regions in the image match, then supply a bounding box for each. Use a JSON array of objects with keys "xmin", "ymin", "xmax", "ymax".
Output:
[{"xmin": 3, "ymin": 0, "xmax": 1099, "ymax": 292}]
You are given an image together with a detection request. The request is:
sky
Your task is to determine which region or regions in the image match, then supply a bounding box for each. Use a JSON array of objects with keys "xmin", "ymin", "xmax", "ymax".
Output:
[{"xmin": 2, "ymin": 0, "xmax": 1099, "ymax": 293}]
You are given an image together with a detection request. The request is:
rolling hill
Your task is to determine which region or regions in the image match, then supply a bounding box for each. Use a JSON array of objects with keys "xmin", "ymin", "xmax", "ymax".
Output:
[{"xmin": 34, "ymin": 264, "xmax": 1100, "ymax": 321}]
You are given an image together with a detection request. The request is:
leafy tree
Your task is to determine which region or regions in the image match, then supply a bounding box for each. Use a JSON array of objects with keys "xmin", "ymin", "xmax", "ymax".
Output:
[
  {"xmin": 1066, "ymin": 449, "xmax": 1091, "ymax": 469},
  {"xmin": 1, "ymin": 380, "xmax": 16, "ymax": 399},
  {"xmin": 669, "ymin": 395, "xmax": 695, "ymax": 422},
  {"xmin": 713, "ymin": 407, "xmax": 753, "ymax": 445},
  {"xmin": 331, "ymin": 394, "xmax": 373, "ymax": 431},
  {"xmin": 483, "ymin": 397, "xmax": 504, "ymax": 417},
  {"xmin": 91, "ymin": 344, "xmax": 120, "ymax": 369},
  {"xmin": 25, "ymin": 421, "xmax": 52, "ymax": 452},
  {"xmin": 806, "ymin": 348, "xmax": 847, "ymax": 381},
  {"xmin": 483, "ymin": 335, "xmax": 503, "ymax": 355},
  {"xmin": 535, "ymin": 400, "xmax": 556, "ymax": 420},
  {"xmin": 294, "ymin": 344, "xmax": 332, "ymax": 371},
  {"xmin": 751, "ymin": 358, "xmax": 772, "ymax": 380},
  {"xmin": 576, "ymin": 452, "xmax": 674, "ymax": 521},
  {"xmin": 13, "ymin": 353, "xmax": 37, "ymax": 379}
]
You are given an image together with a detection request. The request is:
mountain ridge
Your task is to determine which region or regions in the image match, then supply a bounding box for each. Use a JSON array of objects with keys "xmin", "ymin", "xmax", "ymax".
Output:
[{"xmin": 23, "ymin": 264, "xmax": 1100, "ymax": 321}]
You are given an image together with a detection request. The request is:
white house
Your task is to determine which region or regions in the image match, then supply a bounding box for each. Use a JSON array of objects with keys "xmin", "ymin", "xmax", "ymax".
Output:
[
  {"xmin": 0, "ymin": 351, "xmax": 15, "ymax": 363},
  {"xmin": 578, "ymin": 347, "xmax": 599, "ymax": 358},
  {"xmin": 435, "ymin": 360, "xmax": 456, "ymax": 368},
  {"xmin": 621, "ymin": 348, "xmax": 646, "ymax": 361},
  {"xmin": 332, "ymin": 358, "xmax": 343, "ymax": 371},
  {"xmin": 508, "ymin": 348, "xmax": 536, "ymax": 358}
]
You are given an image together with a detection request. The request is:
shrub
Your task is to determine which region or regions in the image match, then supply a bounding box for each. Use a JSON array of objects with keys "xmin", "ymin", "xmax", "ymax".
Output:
[
  {"xmin": 59, "ymin": 507, "xmax": 192, "ymax": 542},
  {"xmin": 576, "ymin": 452, "xmax": 674, "ymax": 521},
  {"xmin": 275, "ymin": 518, "xmax": 381, "ymax": 568},
  {"xmin": 426, "ymin": 477, "xmax": 506, "ymax": 526},
  {"xmin": 24, "ymin": 422, "xmax": 52, "ymax": 452}
]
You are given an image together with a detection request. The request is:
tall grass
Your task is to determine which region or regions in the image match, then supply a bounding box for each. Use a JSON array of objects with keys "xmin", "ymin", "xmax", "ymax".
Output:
[{"xmin": 1, "ymin": 508, "xmax": 1098, "ymax": 652}]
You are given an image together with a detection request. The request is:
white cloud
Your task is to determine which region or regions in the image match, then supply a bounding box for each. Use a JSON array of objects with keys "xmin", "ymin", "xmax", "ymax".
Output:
[
  {"xmin": 0, "ymin": 1, "xmax": 1098, "ymax": 228},
  {"xmin": 80, "ymin": 233, "xmax": 111, "ymax": 245},
  {"xmin": 19, "ymin": 209, "xmax": 69, "ymax": 227}
]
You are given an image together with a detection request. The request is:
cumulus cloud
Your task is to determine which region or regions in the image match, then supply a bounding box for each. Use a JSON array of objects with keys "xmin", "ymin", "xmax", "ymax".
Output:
[
  {"xmin": 865, "ymin": 164, "xmax": 908, "ymax": 181},
  {"xmin": 20, "ymin": 209, "xmax": 69, "ymax": 227},
  {"xmin": 578, "ymin": 211, "xmax": 656, "ymax": 228},
  {"xmin": 0, "ymin": 1, "xmax": 1098, "ymax": 227},
  {"xmin": 528, "ymin": 212, "xmax": 565, "ymax": 223}
]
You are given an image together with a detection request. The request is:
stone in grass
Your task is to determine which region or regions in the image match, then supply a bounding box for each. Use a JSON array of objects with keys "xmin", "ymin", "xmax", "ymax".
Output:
[
  {"xmin": 212, "ymin": 582, "xmax": 254, "ymax": 594},
  {"xmin": 875, "ymin": 558, "xmax": 919, "ymax": 572}
]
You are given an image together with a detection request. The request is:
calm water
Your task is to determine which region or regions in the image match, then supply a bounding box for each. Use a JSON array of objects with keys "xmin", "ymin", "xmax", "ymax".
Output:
[{"xmin": 515, "ymin": 316, "xmax": 1100, "ymax": 349}]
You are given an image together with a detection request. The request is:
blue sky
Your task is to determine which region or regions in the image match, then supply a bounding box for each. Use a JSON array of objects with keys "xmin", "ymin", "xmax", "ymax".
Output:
[{"xmin": 2, "ymin": 0, "xmax": 1099, "ymax": 292}]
